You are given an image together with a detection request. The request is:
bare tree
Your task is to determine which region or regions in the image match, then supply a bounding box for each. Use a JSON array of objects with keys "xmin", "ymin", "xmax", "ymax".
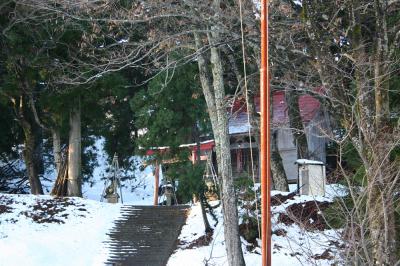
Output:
[{"xmin": 268, "ymin": 0, "xmax": 400, "ymax": 264}]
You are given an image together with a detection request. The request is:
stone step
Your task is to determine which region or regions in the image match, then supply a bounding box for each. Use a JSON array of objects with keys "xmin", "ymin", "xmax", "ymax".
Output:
[{"xmin": 105, "ymin": 205, "xmax": 189, "ymax": 266}]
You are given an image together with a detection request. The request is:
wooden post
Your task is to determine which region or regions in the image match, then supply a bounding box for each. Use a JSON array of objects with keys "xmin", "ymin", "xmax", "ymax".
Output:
[
  {"xmin": 260, "ymin": 0, "xmax": 271, "ymax": 265},
  {"xmin": 153, "ymin": 161, "xmax": 160, "ymax": 206},
  {"xmin": 237, "ymin": 148, "xmax": 243, "ymax": 173}
]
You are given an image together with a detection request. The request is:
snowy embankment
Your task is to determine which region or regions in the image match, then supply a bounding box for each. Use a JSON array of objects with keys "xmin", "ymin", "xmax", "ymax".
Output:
[
  {"xmin": 169, "ymin": 184, "xmax": 347, "ymax": 266},
  {"xmin": 0, "ymin": 183, "xmax": 347, "ymax": 266},
  {"xmin": 167, "ymin": 202, "xmax": 261, "ymax": 266},
  {"xmin": 0, "ymin": 194, "xmax": 121, "ymax": 266},
  {"xmin": 0, "ymin": 138, "xmax": 157, "ymax": 266}
]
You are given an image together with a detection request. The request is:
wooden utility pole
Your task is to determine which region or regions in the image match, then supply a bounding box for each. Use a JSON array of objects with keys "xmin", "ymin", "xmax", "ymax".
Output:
[{"xmin": 260, "ymin": 0, "xmax": 271, "ymax": 265}]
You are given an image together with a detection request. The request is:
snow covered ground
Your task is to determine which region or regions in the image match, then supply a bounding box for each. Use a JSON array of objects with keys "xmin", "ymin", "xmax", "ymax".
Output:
[
  {"xmin": 0, "ymin": 138, "xmax": 158, "ymax": 266},
  {"xmin": 168, "ymin": 184, "xmax": 347, "ymax": 266},
  {"xmin": 167, "ymin": 202, "xmax": 261, "ymax": 266},
  {"xmin": 0, "ymin": 194, "xmax": 122, "ymax": 266},
  {"xmin": 0, "ymin": 137, "xmax": 348, "ymax": 265},
  {"xmin": 0, "ymin": 184, "xmax": 346, "ymax": 266}
]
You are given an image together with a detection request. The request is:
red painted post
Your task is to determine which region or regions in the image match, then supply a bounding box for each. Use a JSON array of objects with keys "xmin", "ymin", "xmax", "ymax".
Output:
[{"xmin": 260, "ymin": 0, "xmax": 271, "ymax": 265}]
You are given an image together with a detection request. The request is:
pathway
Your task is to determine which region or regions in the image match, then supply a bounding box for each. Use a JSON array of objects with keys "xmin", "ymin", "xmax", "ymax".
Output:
[{"xmin": 105, "ymin": 205, "xmax": 189, "ymax": 266}]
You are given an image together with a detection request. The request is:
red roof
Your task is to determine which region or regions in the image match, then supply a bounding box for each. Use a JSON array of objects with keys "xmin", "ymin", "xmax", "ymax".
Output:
[
  {"xmin": 229, "ymin": 91, "xmax": 321, "ymax": 134},
  {"xmin": 272, "ymin": 91, "xmax": 320, "ymax": 125}
]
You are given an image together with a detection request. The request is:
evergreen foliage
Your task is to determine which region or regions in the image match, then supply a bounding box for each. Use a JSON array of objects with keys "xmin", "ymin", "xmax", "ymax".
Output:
[
  {"xmin": 0, "ymin": 2, "xmax": 144, "ymax": 192},
  {"xmin": 172, "ymin": 162, "xmax": 206, "ymax": 203},
  {"xmin": 131, "ymin": 62, "xmax": 212, "ymax": 200},
  {"xmin": 131, "ymin": 63, "xmax": 210, "ymax": 150}
]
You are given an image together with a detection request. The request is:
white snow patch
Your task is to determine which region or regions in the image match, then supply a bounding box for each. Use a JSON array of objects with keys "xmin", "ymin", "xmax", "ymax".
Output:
[
  {"xmin": 0, "ymin": 194, "xmax": 122, "ymax": 266},
  {"xmin": 293, "ymin": 0, "xmax": 302, "ymax": 6},
  {"xmin": 324, "ymin": 184, "xmax": 348, "ymax": 200},
  {"xmin": 169, "ymin": 183, "xmax": 346, "ymax": 265},
  {"xmin": 295, "ymin": 159, "xmax": 324, "ymax": 165},
  {"xmin": 81, "ymin": 138, "xmax": 155, "ymax": 205},
  {"xmin": 117, "ymin": 38, "xmax": 129, "ymax": 44}
]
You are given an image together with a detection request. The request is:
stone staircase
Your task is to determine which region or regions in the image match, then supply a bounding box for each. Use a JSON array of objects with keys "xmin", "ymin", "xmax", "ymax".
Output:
[{"xmin": 104, "ymin": 205, "xmax": 189, "ymax": 266}]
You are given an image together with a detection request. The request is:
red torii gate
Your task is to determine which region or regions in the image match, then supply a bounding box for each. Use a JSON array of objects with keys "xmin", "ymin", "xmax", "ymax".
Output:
[{"xmin": 145, "ymin": 140, "xmax": 215, "ymax": 205}]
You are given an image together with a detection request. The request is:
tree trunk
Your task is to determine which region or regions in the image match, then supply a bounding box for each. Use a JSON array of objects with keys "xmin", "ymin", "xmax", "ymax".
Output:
[
  {"xmin": 373, "ymin": 0, "xmax": 390, "ymax": 128},
  {"xmin": 209, "ymin": 28, "xmax": 246, "ymax": 266},
  {"xmin": 194, "ymin": 122, "xmax": 213, "ymax": 233},
  {"xmin": 194, "ymin": 32, "xmax": 222, "ymax": 185},
  {"xmin": 33, "ymin": 125, "xmax": 44, "ymax": 177},
  {"xmin": 22, "ymin": 124, "xmax": 44, "ymax": 195},
  {"xmin": 271, "ymin": 130, "xmax": 289, "ymax": 191},
  {"xmin": 195, "ymin": 29, "xmax": 245, "ymax": 265},
  {"xmin": 367, "ymin": 5, "xmax": 395, "ymax": 260},
  {"xmin": 367, "ymin": 174, "xmax": 396, "ymax": 265},
  {"xmin": 67, "ymin": 99, "xmax": 82, "ymax": 197},
  {"xmin": 362, "ymin": 137, "xmax": 397, "ymax": 265},
  {"xmin": 353, "ymin": 34, "xmax": 397, "ymax": 263},
  {"xmin": 52, "ymin": 128, "xmax": 62, "ymax": 176},
  {"xmin": 13, "ymin": 94, "xmax": 44, "ymax": 195},
  {"xmin": 285, "ymin": 88, "xmax": 309, "ymax": 159},
  {"xmin": 11, "ymin": 77, "xmax": 44, "ymax": 195}
]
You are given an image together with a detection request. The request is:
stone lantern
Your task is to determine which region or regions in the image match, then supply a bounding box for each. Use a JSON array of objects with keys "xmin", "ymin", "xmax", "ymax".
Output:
[{"xmin": 163, "ymin": 183, "xmax": 174, "ymax": 206}]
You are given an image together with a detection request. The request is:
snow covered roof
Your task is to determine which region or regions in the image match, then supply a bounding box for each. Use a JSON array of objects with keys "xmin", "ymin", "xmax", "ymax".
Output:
[
  {"xmin": 228, "ymin": 112, "xmax": 251, "ymax": 135},
  {"xmin": 295, "ymin": 159, "xmax": 324, "ymax": 165},
  {"xmin": 178, "ymin": 139, "xmax": 215, "ymax": 149},
  {"xmin": 145, "ymin": 140, "xmax": 215, "ymax": 156}
]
